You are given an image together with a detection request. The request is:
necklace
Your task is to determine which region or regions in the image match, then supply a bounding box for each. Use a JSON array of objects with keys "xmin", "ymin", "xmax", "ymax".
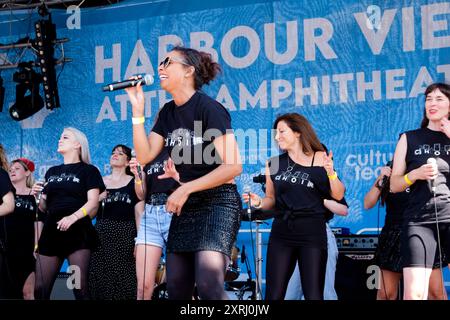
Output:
[{"xmin": 286, "ymin": 155, "xmax": 296, "ymax": 172}]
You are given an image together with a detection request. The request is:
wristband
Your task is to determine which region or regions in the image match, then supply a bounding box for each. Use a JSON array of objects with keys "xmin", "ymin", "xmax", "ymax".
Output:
[
  {"xmin": 404, "ymin": 174, "xmax": 413, "ymax": 186},
  {"xmin": 132, "ymin": 117, "xmax": 145, "ymax": 125},
  {"xmin": 81, "ymin": 207, "xmax": 88, "ymax": 217},
  {"xmin": 328, "ymin": 171, "xmax": 338, "ymax": 181},
  {"xmin": 253, "ymin": 198, "xmax": 263, "ymax": 209},
  {"xmin": 135, "ymin": 180, "xmax": 142, "ymax": 185}
]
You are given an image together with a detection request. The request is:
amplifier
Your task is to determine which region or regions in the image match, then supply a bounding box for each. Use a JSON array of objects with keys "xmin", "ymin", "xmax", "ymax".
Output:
[
  {"xmin": 331, "ymin": 227, "xmax": 350, "ymax": 235},
  {"xmin": 335, "ymin": 235, "xmax": 378, "ymax": 251}
]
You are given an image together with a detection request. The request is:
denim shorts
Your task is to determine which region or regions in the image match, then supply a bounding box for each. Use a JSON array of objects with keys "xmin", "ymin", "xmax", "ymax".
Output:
[{"xmin": 135, "ymin": 203, "xmax": 172, "ymax": 249}]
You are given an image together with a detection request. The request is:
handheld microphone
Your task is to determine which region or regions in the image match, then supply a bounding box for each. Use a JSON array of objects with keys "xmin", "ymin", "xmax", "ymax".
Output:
[
  {"xmin": 102, "ymin": 74, "xmax": 154, "ymax": 92},
  {"xmin": 427, "ymin": 158, "xmax": 437, "ymax": 192},
  {"xmin": 241, "ymin": 245, "xmax": 246, "ymax": 263},
  {"xmin": 35, "ymin": 181, "xmax": 45, "ymax": 205},
  {"xmin": 131, "ymin": 150, "xmax": 142, "ymax": 178},
  {"xmin": 243, "ymin": 185, "xmax": 252, "ymax": 218}
]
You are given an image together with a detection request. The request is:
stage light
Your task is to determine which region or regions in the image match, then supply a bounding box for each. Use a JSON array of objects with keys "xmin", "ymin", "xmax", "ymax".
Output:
[
  {"xmin": 0, "ymin": 76, "xmax": 4, "ymax": 113},
  {"xmin": 34, "ymin": 15, "xmax": 60, "ymax": 110},
  {"xmin": 9, "ymin": 62, "xmax": 44, "ymax": 121}
]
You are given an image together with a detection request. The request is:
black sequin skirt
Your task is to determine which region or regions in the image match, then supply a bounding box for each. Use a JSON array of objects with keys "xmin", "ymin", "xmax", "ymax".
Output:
[
  {"xmin": 375, "ymin": 223, "xmax": 447, "ymax": 273},
  {"xmin": 167, "ymin": 184, "xmax": 241, "ymax": 257},
  {"xmin": 375, "ymin": 224, "xmax": 403, "ymax": 273}
]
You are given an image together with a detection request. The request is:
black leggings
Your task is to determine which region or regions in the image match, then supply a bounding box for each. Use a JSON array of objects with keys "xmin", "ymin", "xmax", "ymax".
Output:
[
  {"xmin": 265, "ymin": 239, "xmax": 327, "ymax": 300},
  {"xmin": 34, "ymin": 249, "xmax": 91, "ymax": 300},
  {"xmin": 166, "ymin": 250, "xmax": 230, "ymax": 300}
]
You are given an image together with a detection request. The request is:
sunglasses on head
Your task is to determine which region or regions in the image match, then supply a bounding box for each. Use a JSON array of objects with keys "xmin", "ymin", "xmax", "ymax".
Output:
[{"xmin": 159, "ymin": 56, "xmax": 191, "ymax": 69}]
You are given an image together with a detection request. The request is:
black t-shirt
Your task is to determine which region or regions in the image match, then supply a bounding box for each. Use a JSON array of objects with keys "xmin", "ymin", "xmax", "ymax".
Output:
[
  {"xmin": 97, "ymin": 179, "xmax": 139, "ymax": 222},
  {"xmin": 0, "ymin": 168, "xmax": 13, "ymax": 203},
  {"xmin": 143, "ymin": 150, "xmax": 179, "ymax": 199},
  {"xmin": 404, "ymin": 127, "xmax": 450, "ymax": 224},
  {"xmin": 384, "ymin": 188, "xmax": 410, "ymax": 225},
  {"xmin": 43, "ymin": 162, "xmax": 106, "ymax": 220},
  {"xmin": 152, "ymin": 91, "xmax": 232, "ymax": 183},
  {"xmin": 269, "ymin": 153, "xmax": 331, "ymax": 216},
  {"xmin": 0, "ymin": 194, "xmax": 36, "ymax": 256}
]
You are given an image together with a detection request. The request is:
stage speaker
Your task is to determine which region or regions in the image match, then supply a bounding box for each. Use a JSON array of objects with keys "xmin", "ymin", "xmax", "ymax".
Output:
[{"xmin": 335, "ymin": 251, "xmax": 377, "ymax": 300}]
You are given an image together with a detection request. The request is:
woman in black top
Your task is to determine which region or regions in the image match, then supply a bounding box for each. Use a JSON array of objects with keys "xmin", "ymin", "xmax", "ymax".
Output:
[
  {"xmin": 364, "ymin": 162, "xmax": 446, "ymax": 300},
  {"xmin": 126, "ymin": 46, "xmax": 242, "ymax": 300},
  {"xmin": 32, "ymin": 127, "xmax": 105, "ymax": 300},
  {"xmin": 88, "ymin": 144, "xmax": 140, "ymax": 300},
  {"xmin": 244, "ymin": 113, "xmax": 345, "ymax": 300},
  {"xmin": 391, "ymin": 83, "xmax": 450, "ymax": 300},
  {"xmin": 0, "ymin": 144, "xmax": 15, "ymax": 298},
  {"xmin": 1, "ymin": 158, "xmax": 41, "ymax": 299}
]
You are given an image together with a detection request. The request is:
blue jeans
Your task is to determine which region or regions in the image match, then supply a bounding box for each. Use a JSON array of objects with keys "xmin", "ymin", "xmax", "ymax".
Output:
[
  {"xmin": 135, "ymin": 204, "xmax": 172, "ymax": 249},
  {"xmin": 284, "ymin": 223, "xmax": 338, "ymax": 300}
]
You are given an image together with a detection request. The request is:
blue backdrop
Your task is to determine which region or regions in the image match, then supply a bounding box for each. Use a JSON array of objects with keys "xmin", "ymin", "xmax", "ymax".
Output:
[{"xmin": 1, "ymin": 0, "xmax": 450, "ymax": 287}]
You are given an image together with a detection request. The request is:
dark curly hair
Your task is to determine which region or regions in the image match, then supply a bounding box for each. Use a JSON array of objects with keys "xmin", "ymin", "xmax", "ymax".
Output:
[{"xmin": 172, "ymin": 46, "xmax": 222, "ymax": 90}]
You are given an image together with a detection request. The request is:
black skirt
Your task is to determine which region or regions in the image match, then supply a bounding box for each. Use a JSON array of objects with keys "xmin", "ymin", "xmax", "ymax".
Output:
[
  {"xmin": 375, "ymin": 223, "xmax": 447, "ymax": 272},
  {"xmin": 375, "ymin": 224, "xmax": 403, "ymax": 273},
  {"xmin": 88, "ymin": 218, "xmax": 137, "ymax": 300},
  {"xmin": 167, "ymin": 184, "xmax": 241, "ymax": 257},
  {"xmin": 38, "ymin": 215, "xmax": 98, "ymax": 258}
]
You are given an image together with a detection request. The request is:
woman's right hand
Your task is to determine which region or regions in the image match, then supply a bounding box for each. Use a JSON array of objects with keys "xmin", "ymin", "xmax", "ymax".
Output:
[
  {"xmin": 410, "ymin": 162, "xmax": 438, "ymax": 181},
  {"xmin": 125, "ymin": 80, "xmax": 145, "ymax": 117},
  {"xmin": 31, "ymin": 181, "xmax": 45, "ymax": 199},
  {"xmin": 379, "ymin": 166, "xmax": 392, "ymax": 179},
  {"xmin": 242, "ymin": 192, "xmax": 261, "ymax": 207},
  {"xmin": 129, "ymin": 158, "xmax": 142, "ymax": 178}
]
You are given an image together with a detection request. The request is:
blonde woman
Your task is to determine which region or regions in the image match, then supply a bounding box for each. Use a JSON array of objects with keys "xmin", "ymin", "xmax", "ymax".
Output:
[{"xmin": 32, "ymin": 128, "xmax": 105, "ymax": 300}]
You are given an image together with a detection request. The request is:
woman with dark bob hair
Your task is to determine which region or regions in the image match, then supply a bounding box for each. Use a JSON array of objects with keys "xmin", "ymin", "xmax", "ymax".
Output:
[{"xmin": 391, "ymin": 83, "xmax": 450, "ymax": 300}]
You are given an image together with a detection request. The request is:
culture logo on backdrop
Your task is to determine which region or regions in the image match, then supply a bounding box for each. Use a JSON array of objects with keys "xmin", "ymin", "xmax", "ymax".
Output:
[{"xmin": 345, "ymin": 149, "xmax": 394, "ymax": 181}]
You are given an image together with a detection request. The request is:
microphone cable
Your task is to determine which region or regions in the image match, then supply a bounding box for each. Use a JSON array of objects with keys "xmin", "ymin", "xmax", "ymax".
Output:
[
  {"xmin": 247, "ymin": 195, "xmax": 263, "ymax": 300},
  {"xmin": 136, "ymin": 168, "xmax": 148, "ymax": 300},
  {"xmin": 431, "ymin": 185, "xmax": 446, "ymax": 300},
  {"xmin": 376, "ymin": 199, "xmax": 389, "ymax": 300}
]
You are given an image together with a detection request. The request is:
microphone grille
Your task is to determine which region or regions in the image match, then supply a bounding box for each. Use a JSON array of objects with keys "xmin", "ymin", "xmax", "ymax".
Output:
[
  {"xmin": 427, "ymin": 158, "xmax": 437, "ymax": 165},
  {"xmin": 131, "ymin": 149, "xmax": 136, "ymax": 158},
  {"xmin": 243, "ymin": 184, "xmax": 251, "ymax": 193},
  {"xmin": 143, "ymin": 74, "xmax": 154, "ymax": 85}
]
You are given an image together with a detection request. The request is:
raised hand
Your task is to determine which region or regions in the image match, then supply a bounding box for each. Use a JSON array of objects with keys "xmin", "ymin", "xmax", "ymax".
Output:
[
  {"xmin": 125, "ymin": 78, "xmax": 145, "ymax": 117},
  {"xmin": 323, "ymin": 150, "xmax": 335, "ymax": 176},
  {"xmin": 440, "ymin": 117, "xmax": 450, "ymax": 138},
  {"xmin": 129, "ymin": 157, "xmax": 142, "ymax": 178},
  {"xmin": 242, "ymin": 192, "xmax": 262, "ymax": 208},
  {"xmin": 158, "ymin": 158, "xmax": 180, "ymax": 183}
]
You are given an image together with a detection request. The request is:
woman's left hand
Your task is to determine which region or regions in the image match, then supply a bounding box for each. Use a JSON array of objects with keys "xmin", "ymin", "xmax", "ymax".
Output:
[
  {"xmin": 166, "ymin": 184, "xmax": 190, "ymax": 216},
  {"xmin": 158, "ymin": 158, "xmax": 181, "ymax": 183},
  {"xmin": 323, "ymin": 150, "xmax": 335, "ymax": 176},
  {"xmin": 56, "ymin": 214, "xmax": 78, "ymax": 232},
  {"xmin": 440, "ymin": 118, "xmax": 450, "ymax": 138}
]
